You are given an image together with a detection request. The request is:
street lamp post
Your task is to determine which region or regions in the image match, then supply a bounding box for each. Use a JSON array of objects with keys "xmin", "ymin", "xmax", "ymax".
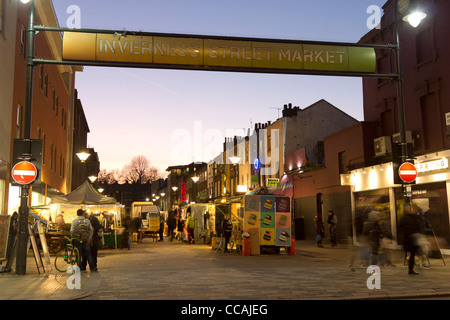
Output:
[
  {"xmin": 394, "ymin": 0, "xmax": 426, "ymax": 203},
  {"xmin": 16, "ymin": 0, "xmax": 35, "ymax": 275}
]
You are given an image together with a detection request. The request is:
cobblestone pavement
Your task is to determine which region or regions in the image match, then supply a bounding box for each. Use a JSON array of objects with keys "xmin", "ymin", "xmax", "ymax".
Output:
[{"xmin": 1, "ymin": 239, "xmax": 449, "ymax": 301}]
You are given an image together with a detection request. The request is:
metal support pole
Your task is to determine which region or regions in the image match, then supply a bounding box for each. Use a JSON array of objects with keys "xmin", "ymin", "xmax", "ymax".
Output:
[
  {"xmin": 394, "ymin": 0, "xmax": 410, "ymax": 204},
  {"xmin": 16, "ymin": 0, "xmax": 35, "ymax": 275}
]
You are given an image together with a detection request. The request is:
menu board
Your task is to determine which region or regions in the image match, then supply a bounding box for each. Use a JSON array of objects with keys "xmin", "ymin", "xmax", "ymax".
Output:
[
  {"xmin": 0, "ymin": 215, "xmax": 11, "ymax": 260},
  {"xmin": 244, "ymin": 195, "xmax": 291, "ymax": 247}
]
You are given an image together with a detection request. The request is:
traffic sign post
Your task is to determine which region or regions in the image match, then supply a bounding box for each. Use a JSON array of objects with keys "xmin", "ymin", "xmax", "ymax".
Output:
[
  {"xmin": 398, "ymin": 162, "xmax": 417, "ymax": 202},
  {"xmin": 11, "ymin": 161, "xmax": 38, "ymax": 185},
  {"xmin": 398, "ymin": 162, "xmax": 417, "ymax": 183}
]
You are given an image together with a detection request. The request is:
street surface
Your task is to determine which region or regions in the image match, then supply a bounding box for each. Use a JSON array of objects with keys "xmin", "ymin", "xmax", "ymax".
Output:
[{"xmin": 1, "ymin": 238, "xmax": 449, "ymax": 306}]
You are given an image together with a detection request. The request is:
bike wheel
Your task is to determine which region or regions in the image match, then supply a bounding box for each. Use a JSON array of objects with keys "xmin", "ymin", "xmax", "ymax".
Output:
[{"xmin": 54, "ymin": 247, "xmax": 79, "ymax": 272}]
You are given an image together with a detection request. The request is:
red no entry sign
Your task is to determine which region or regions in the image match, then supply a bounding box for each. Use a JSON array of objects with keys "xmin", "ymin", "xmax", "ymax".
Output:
[
  {"xmin": 12, "ymin": 161, "xmax": 38, "ymax": 185},
  {"xmin": 398, "ymin": 162, "xmax": 417, "ymax": 183}
]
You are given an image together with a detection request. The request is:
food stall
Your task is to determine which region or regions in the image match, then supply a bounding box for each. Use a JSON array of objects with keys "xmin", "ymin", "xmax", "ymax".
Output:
[{"xmin": 36, "ymin": 181, "xmax": 123, "ymax": 251}]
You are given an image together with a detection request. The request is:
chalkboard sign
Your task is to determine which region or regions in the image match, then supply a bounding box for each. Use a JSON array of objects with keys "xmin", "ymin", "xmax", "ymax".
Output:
[{"xmin": 0, "ymin": 215, "xmax": 11, "ymax": 260}]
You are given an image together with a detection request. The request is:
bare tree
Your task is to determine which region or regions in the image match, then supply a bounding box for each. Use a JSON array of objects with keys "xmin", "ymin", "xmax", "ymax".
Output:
[{"xmin": 122, "ymin": 155, "xmax": 163, "ymax": 183}]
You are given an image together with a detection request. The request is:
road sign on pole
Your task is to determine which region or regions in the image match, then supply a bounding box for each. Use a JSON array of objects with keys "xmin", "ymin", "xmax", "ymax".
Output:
[
  {"xmin": 398, "ymin": 162, "xmax": 417, "ymax": 183},
  {"xmin": 11, "ymin": 161, "xmax": 38, "ymax": 185}
]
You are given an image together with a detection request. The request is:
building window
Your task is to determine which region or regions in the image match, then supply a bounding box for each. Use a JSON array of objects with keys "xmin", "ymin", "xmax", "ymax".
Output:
[
  {"xmin": 39, "ymin": 65, "xmax": 44, "ymax": 89},
  {"xmin": 51, "ymin": 89, "xmax": 55, "ymax": 110},
  {"xmin": 16, "ymin": 105, "xmax": 22, "ymax": 138},
  {"xmin": 42, "ymin": 133, "xmax": 46, "ymax": 165},
  {"xmin": 338, "ymin": 151, "xmax": 347, "ymax": 174},
  {"xmin": 20, "ymin": 26, "xmax": 26, "ymax": 59},
  {"xmin": 0, "ymin": 0, "xmax": 5, "ymax": 35},
  {"xmin": 420, "ymin": 92, "xmax": 442, "ymax": 151},
  {"xmin": 416, "ymin": 26, "xmax": 434, "ymax": 64},
  {"xmin": 43, "ymin": 74, "xmax": 48, "ymax": 98}
]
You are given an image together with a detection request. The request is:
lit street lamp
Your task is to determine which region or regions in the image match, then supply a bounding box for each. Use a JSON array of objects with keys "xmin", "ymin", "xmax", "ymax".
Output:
[{"xmin": 394, "ymin": 0, "xmax": 427, "ymax": 202}]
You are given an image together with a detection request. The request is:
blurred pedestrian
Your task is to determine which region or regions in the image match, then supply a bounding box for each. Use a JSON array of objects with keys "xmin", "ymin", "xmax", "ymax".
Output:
[
  {"xmin": 121, "ymin": 214, "xmax": 131, "ymax": 250},
  {"xmin": 159, "ymin": 214, "xmax": 165, "ymax": 241},
  {"xmin": 399, "ymin": 204, "xmax": 424, "ymax": 275},
  {"xmin": 186, "ymin": 213, "xmax": 195, "ymax": 244},
  {"xmin": 177, "ymin": 216, "xmax": 185, "ymax": 241},
  {"xmin": 89, "ymin": 214, "xmax": 103, "ymax": 266},
  {"xmin": 167, "ymin": 211, "xmax": 177, "ymax": 242},
  {"xmin": 363, "ymin": 211, "xmax": 382, "ymax": 266},
  {"xmin": 327, "ymin": 210, "xmax": 338, "ymax": 246},
  {"xmin": 222, "ymin": 214, "xmax": 233, "ymax": 253},
  {"xmin": 314, "ymin": 213, "xmax": 324, "ymax": 248}
]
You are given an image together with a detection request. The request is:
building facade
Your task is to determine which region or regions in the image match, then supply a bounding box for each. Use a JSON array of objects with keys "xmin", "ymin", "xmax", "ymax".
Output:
[
  {"xmin": 6, "ymin": 0, "xmax": 80, "ymax": 214},
  {"xmin": 0, "ymin": 0, "xmax": 18, "ymax": 214},
  {"xmin": 347, "ymin": 0, "xmax": 450, "ymax": 252}
]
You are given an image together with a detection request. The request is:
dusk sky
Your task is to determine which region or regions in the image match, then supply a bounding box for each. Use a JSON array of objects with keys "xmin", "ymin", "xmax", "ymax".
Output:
[{"xmin": 51, "ymin": 0, "xmax": 387, "ymax": 173}]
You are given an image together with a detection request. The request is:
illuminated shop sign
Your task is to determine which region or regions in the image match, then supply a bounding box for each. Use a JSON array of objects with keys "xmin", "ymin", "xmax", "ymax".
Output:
[{"xmin": 415, "ymin": 158, "xmax": 448, "ymax": 173}]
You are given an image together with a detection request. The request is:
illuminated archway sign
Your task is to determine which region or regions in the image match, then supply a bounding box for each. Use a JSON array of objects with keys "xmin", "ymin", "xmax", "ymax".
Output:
[{"xmin": 60, "ymin": 30, "xmax": 377, "ymax": 76}]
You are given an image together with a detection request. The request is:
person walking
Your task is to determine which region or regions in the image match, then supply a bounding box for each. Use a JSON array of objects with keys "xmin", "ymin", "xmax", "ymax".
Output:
[
  {"xmin": 327, "ymin": 210, "xmax": 338, "ymax": 246},
  {"xmin": 222, "ymin": 215, "xmax": 233, "ymax": 253},
  {"xmin": 89, "ymin": 214, "xmax": 103, "ymax": 266},
  {"xmin": 314, "ymin": 212, "xmax": 325, "ymax": 248},
  {"xmin": 167, "ymin": 212, "xmax": 177, "ymax": 242},
  {"xmin": 399, "ymin": 204, "xmax": 424, "ymax": 275},
  {"xmin": 70, "ymin": 209, "xmax": 97, "ymax": 272},
  {"xmin": 177, "ymin": 216, "xmax": 185, "ymax": 241},
  {"xmin": 186, "ymin": 213, "xmax": 195, "ymax": 244}
]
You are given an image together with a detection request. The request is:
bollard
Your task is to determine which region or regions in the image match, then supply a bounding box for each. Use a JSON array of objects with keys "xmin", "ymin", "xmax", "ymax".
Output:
[
  {"xmin": 242, "ymin": 237, "xmax": 251, "ymax": 256},
  {"xmin": 288, "ymin": 238, "xmax": 295, "ymax": 255}
]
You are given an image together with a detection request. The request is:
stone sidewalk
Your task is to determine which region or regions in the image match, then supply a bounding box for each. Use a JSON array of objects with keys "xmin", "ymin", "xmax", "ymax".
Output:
[{"xmin": 1, "ymin": 239, "xmax": 449, "ymax": 300}]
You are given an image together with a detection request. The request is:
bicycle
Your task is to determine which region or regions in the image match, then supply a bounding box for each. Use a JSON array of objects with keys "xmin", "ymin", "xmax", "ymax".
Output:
[{"xmin": 54, "ymin": 237, "xmax": 79, "ymax": 273}]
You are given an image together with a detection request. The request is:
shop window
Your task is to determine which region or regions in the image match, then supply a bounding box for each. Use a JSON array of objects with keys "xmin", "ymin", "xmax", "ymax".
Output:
[
  {"xmin": 354, "ymin": 189, "xmax": 391, "ymax": 240},
  {"xmin": 396, "ymin": 182, "xmax": 450, "ymax": 251}
]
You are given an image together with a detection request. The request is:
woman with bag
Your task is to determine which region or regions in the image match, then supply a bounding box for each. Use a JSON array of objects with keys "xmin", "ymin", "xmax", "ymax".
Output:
[{"xmin": 314, "ymin": 213, "xmax": 325, "ymax": 248}]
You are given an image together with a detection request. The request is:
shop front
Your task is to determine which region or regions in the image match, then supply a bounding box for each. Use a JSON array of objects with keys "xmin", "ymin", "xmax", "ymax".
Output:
[{"xmin": 344, "ymin": 150, "xmax": 450, "ymax": 255}]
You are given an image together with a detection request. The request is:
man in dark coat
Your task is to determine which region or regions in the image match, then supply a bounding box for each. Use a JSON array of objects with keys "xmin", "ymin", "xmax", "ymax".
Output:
[{"xmin": 399, "ymin": 204, "xmax": 425, "ymax": 275}]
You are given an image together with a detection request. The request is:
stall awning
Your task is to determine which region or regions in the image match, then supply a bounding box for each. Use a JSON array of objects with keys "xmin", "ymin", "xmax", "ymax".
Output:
[{"xmin": 51, "ymin": 181, "xmax": 116, "ymax": 205}]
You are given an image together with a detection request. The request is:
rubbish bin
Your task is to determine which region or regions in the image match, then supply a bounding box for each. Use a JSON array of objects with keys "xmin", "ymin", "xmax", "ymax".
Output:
[{"xmin": 294, "ymin": 217, "xmax": 305, "ymax": 240}]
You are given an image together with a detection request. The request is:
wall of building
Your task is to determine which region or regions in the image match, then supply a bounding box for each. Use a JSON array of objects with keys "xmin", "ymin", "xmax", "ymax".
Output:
[
  {"xmin": 8, "ymin": 0, "xmax": 78, "ymax": 213},
  {"xmin": 360, "ymin": 0, "xmax": 450, "ymax": 156},
  {"xmin": 0, "ymin": 0, "xmax": 17, "ymax": 214}
]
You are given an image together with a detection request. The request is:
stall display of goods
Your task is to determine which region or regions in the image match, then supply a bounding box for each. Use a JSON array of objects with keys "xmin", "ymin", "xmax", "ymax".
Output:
[{"xmin": 243, "ymin": 195, "xmax": 291, "ymax": 247}]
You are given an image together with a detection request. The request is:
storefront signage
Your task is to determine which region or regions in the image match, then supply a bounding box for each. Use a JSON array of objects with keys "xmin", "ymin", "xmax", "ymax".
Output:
[
  {"xmin": 266, "ymin": 178, "xmax": 280, "ymax": 187},
  {"xmin": 180, "ymin": 182, "xmax": 186, "ymax": 202},
  {"xmin": 415, "ymin": 158, "xmax": 448, "ymax": 173},
  {"xmin": 62, "ymin": 32, "xmax": 376, "ymax": 74}
]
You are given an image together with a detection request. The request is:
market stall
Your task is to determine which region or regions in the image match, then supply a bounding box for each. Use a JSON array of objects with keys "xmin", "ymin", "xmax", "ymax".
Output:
[{"xmin": 34, "ymin": 181, "xmax": 123, "ymax": 251}]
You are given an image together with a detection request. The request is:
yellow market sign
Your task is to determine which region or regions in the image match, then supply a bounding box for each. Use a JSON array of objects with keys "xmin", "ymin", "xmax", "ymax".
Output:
[{"xmin": 62, "ymin": 32, "xmax": 376, "ymax": 74}]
